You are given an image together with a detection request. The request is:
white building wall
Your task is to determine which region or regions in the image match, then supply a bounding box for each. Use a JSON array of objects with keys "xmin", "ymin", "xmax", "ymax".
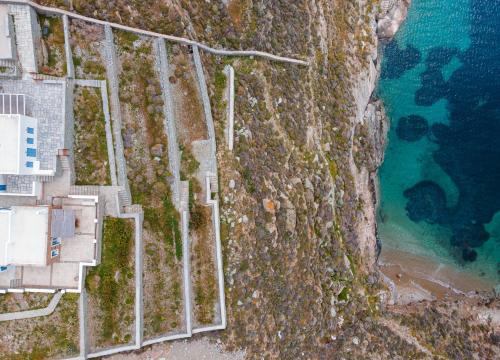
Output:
[{"xmin": 17, "ymin": 114, "xmax": 38, "ymax": 174}]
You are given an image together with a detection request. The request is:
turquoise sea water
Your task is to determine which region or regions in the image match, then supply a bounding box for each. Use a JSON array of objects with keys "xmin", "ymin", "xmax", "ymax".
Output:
[{"xmin": 377, "ymin": 0, "xmax": 500, "ymax": 285}]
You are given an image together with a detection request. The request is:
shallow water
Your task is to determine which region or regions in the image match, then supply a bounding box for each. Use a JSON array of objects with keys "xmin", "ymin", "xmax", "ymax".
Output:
[{"xmin": 377, "ymin": 0, "xmax": 500, "ymax": 285}]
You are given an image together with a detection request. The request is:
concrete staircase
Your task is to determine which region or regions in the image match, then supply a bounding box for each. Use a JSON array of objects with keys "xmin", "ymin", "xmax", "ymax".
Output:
[
  {"xmin": 59, "ymin": 155, "xmax": 71, "ymax": 171},
  {"xmin": 36, "ymin": 199, "xmax": 52, "ymax": 206},
  {"xmin": 380, "ymin": 0, "xmax": 396, "ymax": 13},
  {"xmin": 69, "ymin": 185, "xmax": 100, "ymax": 196},
  {"xmin": 117, "ymin": 189, "xmax": 131, "ymax": 207},
  {"xmin": 209, "ymin": 174, "xmax": 218, "ymax": 194},
  {"xmin": 0, "ymin": 59, "xmax": 20, "ymax": 78},
  {"xmin": 34, "ymin": 175, "xmax": 54, "ymax": 183},
  {"xmin": 9, "ymin": 278, "xmax": 22, "ymax": 288},
  {"xmin": 180, "ymin": 180, "xmax": 189, "ymax": 211},
  {"xmin": 124, "ymin": 204, "xmax": 142, "ymax": 214}
]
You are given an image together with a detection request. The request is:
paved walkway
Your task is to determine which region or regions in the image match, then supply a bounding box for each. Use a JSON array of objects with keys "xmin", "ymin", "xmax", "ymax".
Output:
[
  {"xmin": 1, "ymin": 0, "xmax": 308, "ymax": 66},
  {"xmin": 155, "ymin": 38, "xmax": 181, "ymax": 210},
  {"xmin": 62, "ymin": 14, "xmax": 74, "ymax": 78},
  {"xmin": 0, "ymin": 291, "xmax": 63, "ymax": 321},
  {"xmin": 102, "ymin": 25, "xmax": 130, "ymax": 198},
  {"xmin": 192, "ymin": 46, "xmax": 217, "ymax": 175}
]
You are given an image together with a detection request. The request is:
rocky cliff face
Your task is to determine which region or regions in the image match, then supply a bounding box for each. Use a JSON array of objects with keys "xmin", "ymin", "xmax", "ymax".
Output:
[{"xmin": 37, "ymin": 0, "xmax": 498, "ymax": 358}]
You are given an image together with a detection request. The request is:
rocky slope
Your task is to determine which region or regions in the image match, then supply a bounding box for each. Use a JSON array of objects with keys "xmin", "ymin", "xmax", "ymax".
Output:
[{"xmin": 36, "ymin": 0, "xmax": 499, "ymax": 358}]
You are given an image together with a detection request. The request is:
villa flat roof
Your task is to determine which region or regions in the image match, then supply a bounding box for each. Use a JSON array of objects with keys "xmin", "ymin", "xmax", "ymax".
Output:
[
  {"xmin": 0, "ymin": 114, "xmax": 20, "ymax": 173},
  {"xmin": 0, "ymin": 206, "xmax": 49, "ymax": 266}
]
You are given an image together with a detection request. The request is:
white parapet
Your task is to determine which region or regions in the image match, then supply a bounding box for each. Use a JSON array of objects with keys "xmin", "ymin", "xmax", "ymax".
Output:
[{"xmin": 224, "ymin": 65, "xmax": 235, "ymax": 151}]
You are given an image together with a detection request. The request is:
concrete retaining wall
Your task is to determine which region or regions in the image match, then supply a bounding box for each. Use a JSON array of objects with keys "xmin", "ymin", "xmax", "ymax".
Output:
[{"xmin": 224, "ymin": 65, "xmax": 235, "ymax": 151}]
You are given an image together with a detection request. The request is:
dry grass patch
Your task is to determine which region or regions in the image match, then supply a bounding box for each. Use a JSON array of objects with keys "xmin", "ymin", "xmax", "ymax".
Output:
[
  {"xmin": 0, "ymin": 293, "xmax": 79, "ymax": 360},
  {"xmin": 191, "ymin": 204, "xmax": 217, "ymax": 325},
  {"xmin": 168, "ymin": 44, "xmax": 207, "ymax": 144},
  {"xmin": 69, "ymin": 19, "xmax": 107, "ymax": 79},
  {"xmin": 0, "ymin": 293, "xmax": 52, "ymax": 314},
  {"xmin": 73, "ymin": 86, "xmax": 110, "ymax": 185}
]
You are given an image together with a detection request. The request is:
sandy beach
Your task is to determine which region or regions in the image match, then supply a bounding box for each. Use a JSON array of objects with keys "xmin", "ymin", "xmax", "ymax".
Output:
[{"xmin": 379, "ymin": 247, "xmax": 496, "ymax": 304}]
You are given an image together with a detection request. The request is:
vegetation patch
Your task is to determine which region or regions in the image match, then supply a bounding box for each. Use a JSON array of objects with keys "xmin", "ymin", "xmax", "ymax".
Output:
[
  {"xmin": 0, "ymin": 293, "xmax": 79, "ymax": 360},
  {"xmin": 115, "ymin": 32, "xmax": 183, "ymax": 337},
  {"xmin": 180, "ymin": 145, "xmax": 218, "ymax": 325},
  {"xmin": 0, "ymin": 293, "xmax": 52, "ymax": 314},
  {"xmin": 169, "ymin": 45, "xmax": 207, "ymax": 144},
  {"xmin": 38, "ymin": 15, "xmax": 66, "ymax": 76},
  {"xmin": 191, "ymin": 204, "xmax": 217, "ymax": 325},
  {"xmin": 73, "ymin": 86, "xmax": 110, "ymax": 185},
  {"xmin": 86, "ymin": 217, "xmax": 135, "ymax": 348},
  {"xmin": 69, "ymin": 19, "xmax": 107, "ymax": 79}
]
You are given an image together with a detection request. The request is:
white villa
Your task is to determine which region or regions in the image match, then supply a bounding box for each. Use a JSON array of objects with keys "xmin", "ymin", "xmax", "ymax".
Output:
[{"xmin": 0, "ymin": 3, "xmax": 103, "ymax": 293}]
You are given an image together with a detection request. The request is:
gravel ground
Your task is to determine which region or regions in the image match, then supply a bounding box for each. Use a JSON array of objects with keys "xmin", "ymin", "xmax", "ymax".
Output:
[{"xmin": 107, "ymin": 338, "xmax": 245, "ymax": 360}]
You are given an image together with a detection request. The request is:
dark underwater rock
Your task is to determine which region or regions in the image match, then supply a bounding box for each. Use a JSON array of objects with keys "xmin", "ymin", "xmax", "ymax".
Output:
[
  {"xmin": 451, "ymin": 223, "xmax": 490, "ymax": 249},
  {"xmin": 396, "ymin": 115, "xmax": 429, "ymax": 141},
  {"xmin": 403, "ymin": 181, "xmax": 448, "ymax": 224},
  {"xmin": 462, "ymin": 248, "xmax": 478, "ymax": 262}
]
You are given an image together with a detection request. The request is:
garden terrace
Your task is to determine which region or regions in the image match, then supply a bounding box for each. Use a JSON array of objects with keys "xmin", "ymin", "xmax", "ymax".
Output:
[
  {"xmin": 38, "ymin": 14, "xmax": 66, "ymax": 76},
  {"xmin": 73, "ymin": 86, "xmax": 111, "ymax": 185},
  {"xmin": 190, "ymin": 202, "xmax": 218, "ymax": 325},
  {"xmin": 0, "ymin": 293, "xmax": 79, "ymax": 360},
  {"xmin": 69, "ymin": 19, "xmax": 107, "ymax": 79},
  {"xmin": 168, "ymin": 44, "xmax": 207, "ymax": 145},
  {"xmin": 180, "ymin": 146, "xmax": 218, "ymax": 326},
  {"xmin": 86, "ymin": 217, "xmax": 135, "ymax": 350},
  {"xmin": 114, "ymin": 30, "xmax": 184, "ymax": 338}
]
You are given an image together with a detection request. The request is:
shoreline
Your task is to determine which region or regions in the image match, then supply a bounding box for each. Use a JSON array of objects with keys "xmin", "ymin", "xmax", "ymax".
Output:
[
  {"xmin": 378, "ymin": 246, "xmax": 495, "ymax": 304},
  {"xmin": 373, "ymin": 0, "xmax": 499, "ymax": 305}
]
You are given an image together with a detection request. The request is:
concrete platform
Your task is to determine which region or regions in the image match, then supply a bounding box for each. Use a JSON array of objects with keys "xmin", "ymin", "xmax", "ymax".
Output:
[
  {"xmin": 61, "ymin": 234, "xmax": 95, "ymax": 262},
  {"xmin": 51, "ymin": 262, "xmax": 79, "ymax": 288}
]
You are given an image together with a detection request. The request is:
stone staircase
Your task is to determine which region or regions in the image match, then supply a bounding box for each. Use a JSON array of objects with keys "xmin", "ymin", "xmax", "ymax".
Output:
[{"xmin": 31, "ymin": 73, "xmax": 65, "ymax": 82}]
